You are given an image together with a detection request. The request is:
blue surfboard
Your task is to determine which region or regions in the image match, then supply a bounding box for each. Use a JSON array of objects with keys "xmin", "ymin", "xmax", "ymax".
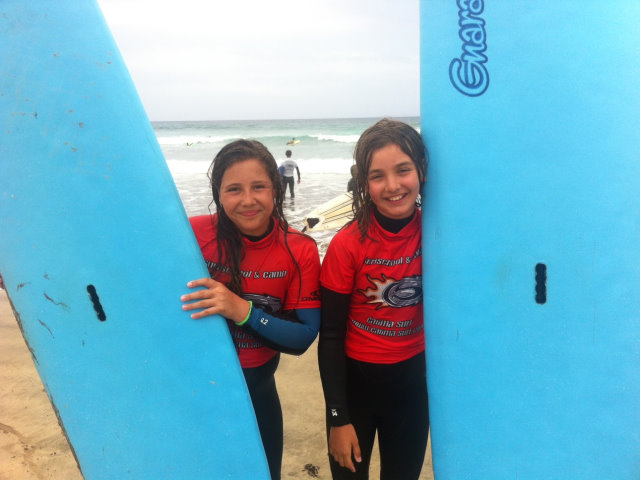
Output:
[
  {"xmin": 0, "ymin": 2, "xmax": 270, "ymax": 478},
  {"xmin": 420, "ymin": 2, "xmax": 640, "ymax": 479}
]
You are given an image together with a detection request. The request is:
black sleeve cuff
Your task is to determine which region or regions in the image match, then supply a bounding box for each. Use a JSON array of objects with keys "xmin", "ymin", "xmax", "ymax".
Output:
[{"xmin": 326, "ymin": 406, "xmax": 350, "ymax": 427}]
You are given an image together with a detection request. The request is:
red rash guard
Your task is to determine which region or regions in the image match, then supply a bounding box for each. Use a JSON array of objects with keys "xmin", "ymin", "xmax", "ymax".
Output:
[
  {"xmin": 191, "ymin": 214, "xmax": 321, "ymax": 368},
  {"xmin": 320, "ymin": 210, "xmax": 424, "ymax": 364}
]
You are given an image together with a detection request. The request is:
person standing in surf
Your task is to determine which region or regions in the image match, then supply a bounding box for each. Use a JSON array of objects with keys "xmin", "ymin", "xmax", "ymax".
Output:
[
  {"xmin": 181, "ymin": 139, "xmax": 321, "ymax": 480},
  {"xmin": 318, "ymin": 118, "xmax": 429, "ymax": 479},
  {"xmin": 280, "ymin": 149, "xmax": 301, "ymax": 198},
  {"xmin": 347, "ymin": 164, "xmax": 358, "ymax": 193}
]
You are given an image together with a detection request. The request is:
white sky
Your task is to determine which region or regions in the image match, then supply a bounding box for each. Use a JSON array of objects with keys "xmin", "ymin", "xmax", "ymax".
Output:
[{"xmin": 97, "ymin": 0, "xmax": 420, "ymax": 121}]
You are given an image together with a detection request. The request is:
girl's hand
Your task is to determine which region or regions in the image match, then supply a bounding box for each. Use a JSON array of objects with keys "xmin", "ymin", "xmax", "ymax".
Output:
[
  {"xmin": 181, "ymin": 278, "xmax": 251, "ymax": 323},
  {"xmin": 328, "ymin": 424, "xmax": 361, "ymax": 473}
]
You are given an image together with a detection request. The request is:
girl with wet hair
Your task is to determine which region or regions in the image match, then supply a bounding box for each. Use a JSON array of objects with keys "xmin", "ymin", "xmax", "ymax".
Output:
[
  {"xmin": 182, "ymin": 139, "xmax": 321, "ymax": 480},
  {"xmin": 351, "ymin": 118, "xmax": 428, "ymax": 240},
  {"xmin": 318, "ymin": 118, "xmax": 429, "ymax": 479}
]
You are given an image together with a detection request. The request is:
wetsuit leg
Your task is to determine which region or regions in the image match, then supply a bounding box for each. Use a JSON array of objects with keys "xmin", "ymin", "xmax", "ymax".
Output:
[
  {"xmin": 328, "ymin": 353, "xmax": 429, "ymax": 480},
  {"xmin": 284, "ymin": 176, "xmax": 294, "ymax": 198},
  {"xmin": 327, "ymin": 358, "xmax": 377, "ymax": 480},
  {"xmin": 326, "ymin": 411, "xmax": 376, "ymax": 480},
  {"xmin": 376, "ymin": 352, "xmax": 429, "ymax": 480},
  {"xmin": 243, "ymin": 354, "xmax": 283, "ymax": 480}
]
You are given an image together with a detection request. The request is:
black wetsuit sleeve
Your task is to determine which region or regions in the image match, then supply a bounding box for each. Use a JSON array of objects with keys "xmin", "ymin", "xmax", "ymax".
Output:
[{"xmin": 318, "ymin": 286, "xmax": 352, "ymax": 427}]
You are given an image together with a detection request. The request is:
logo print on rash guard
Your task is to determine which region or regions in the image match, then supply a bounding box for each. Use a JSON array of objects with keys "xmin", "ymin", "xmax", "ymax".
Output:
[
  {"xmin": 242, "ymin": 293, "xmax": 282, "ymax": 314},
  {"xmin": 359, "ymin": 274, "xmax": 422, "ymax": 309}
]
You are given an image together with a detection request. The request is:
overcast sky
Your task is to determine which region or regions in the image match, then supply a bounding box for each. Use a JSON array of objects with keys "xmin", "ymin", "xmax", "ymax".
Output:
[{"xmin": 97, "ymin": 0, "xmax": 420, "ymax": 121}]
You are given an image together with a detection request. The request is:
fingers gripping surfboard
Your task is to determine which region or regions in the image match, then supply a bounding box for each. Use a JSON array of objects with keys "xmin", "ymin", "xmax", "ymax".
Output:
[
  {"xmin": 0, "ymin": 2, "xmax": 270, "ymax": 479},
  {"xmin": 421, "ymin": 2, "xmax": 640, "ymax": 479}
]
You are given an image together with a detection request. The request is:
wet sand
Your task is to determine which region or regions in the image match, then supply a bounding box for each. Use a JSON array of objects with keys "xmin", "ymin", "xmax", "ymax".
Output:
[
  {"xmin": 0, "ymin": 290, "xmax": 83, "ymax": 480},
  {"xmin": 0, "ymin": 289, "xmax": 433, "ymax": 479}
]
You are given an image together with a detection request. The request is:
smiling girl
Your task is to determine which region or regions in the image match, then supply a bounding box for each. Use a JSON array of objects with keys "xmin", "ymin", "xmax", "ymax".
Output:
[
  {"xmin": 318, "ymin": 119, "xmax": 429, "ymax": 479},
  {"xmin": 181, "ymin": 139, "xmax": 321, "ymax": 480}
]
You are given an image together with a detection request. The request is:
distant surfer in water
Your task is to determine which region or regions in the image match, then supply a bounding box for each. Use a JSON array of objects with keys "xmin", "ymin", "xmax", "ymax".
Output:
[
  {"xmin": 287, "ymin": 137, "xmax": 299, "ymax": 145},
  {"xmin": 181, "ymin": 139, "xmax": 321, "ymax": 480},
  {"xmin": 318, "ymin": 118, "xmax": 429, "ymax": 479},
  {"xmin": 280, "ymin": 149, "xmax": 301, "ymax": 198}
]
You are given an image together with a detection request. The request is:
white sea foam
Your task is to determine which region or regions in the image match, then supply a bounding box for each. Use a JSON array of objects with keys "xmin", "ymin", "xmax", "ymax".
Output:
[
  {"xmin": 296, "ymin": 157, "xmax": 354, "ymax": 174},
  {"xmin": 310, "ymin": 133, "xmax": 361, "ymax": 143},
  {"xmin": 167, "ymin": 159, "xmax": 210, "ymax": 175},
  {"xmin": 166, "ymin": 156, "xmax": 353, "ymax": 176},
  {"xmin": 156, "ymin": 134, "xmax": 235, "ymax": 146}
]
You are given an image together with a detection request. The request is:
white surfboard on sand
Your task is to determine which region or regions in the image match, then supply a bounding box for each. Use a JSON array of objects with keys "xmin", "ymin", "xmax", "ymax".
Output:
[{"xmin": 303, "ymin": 193, "xmax": 354, "ymax": 232}]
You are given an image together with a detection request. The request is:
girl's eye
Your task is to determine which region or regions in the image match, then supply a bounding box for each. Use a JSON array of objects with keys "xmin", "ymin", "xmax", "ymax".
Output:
[{"xmin": 399, "ymin": 164, "xmax": 415, "ymax": 173}]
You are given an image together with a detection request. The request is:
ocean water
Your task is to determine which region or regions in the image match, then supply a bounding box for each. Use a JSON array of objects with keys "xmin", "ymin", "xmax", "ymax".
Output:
[{"xmin": 155, "ymin": 116, "xmax": 420, "ymax": 254}]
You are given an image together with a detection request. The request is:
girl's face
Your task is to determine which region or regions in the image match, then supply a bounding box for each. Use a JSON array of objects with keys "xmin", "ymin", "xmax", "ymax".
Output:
[
  {"xmin": 367, "ymin": 143, "xmax": 421, "ymax": 220},
  {"xmin": 219, "ymin": 158, "xmax": 275, "ymax": 236}
]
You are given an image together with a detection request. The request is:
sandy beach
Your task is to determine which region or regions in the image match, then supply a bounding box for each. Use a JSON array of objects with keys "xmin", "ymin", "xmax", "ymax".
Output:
[{"xmin": 0, "ymin": 289, "xmax": 433, "ymax": 479}]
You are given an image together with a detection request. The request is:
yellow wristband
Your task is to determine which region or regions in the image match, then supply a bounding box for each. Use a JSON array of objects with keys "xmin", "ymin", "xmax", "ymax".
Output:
[{"xmin": 235, "ymin": 301, "xmax": 252, "ymax": 326}]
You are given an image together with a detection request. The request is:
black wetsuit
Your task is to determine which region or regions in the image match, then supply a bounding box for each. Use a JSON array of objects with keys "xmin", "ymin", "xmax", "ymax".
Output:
[
  {"xmin": 318, "ymin": 210, "xmax": 429, "ymax": 480},
  {"xmin": 243, "ymin": 353, "xmax": 283, "ymax": 479}
]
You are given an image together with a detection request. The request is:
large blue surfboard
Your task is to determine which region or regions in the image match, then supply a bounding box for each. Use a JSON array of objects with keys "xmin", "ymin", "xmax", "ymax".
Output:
[
  {"xmin": 0, "ymin": 2, "xmax": 270, "ymax": 478},
  {"xmin": 420, "ymin": 2, "xmax": 640, "ymax": 479}
]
